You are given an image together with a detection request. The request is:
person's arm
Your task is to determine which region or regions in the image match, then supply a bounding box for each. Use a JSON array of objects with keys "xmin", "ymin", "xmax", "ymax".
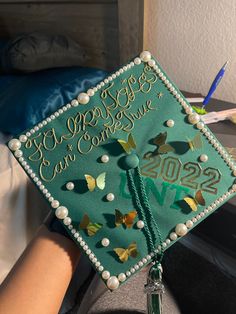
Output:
[{"xmin": 0, "ymin": 223, "xmax": 81, "ymax": 314}]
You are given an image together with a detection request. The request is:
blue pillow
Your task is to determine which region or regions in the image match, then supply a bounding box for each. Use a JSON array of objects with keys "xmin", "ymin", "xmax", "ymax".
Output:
[{"xmin": 0, "ymin": 67, "xmax": 107, "ymax": 135}]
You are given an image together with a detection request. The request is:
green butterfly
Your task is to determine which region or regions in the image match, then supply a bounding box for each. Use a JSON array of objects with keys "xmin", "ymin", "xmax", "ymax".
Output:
[{"xmin": 79, "ymin": 214, "xmax": 103, "ymax": 236}]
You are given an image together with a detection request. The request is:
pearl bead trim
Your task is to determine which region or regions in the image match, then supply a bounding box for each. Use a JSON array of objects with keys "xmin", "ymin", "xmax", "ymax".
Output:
[{"xmin": 9, "ymin": 51, "xmax": 236, "ymax": 288}]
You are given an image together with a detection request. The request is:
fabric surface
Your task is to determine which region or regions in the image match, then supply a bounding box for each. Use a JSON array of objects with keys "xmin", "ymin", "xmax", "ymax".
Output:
[
  {"xmin": 1, "ymin": 32, "xmax": 87, "ymax": 73},
  {"xmin": 77, "ymin": 266, "xmax": 181, "ymax": 314},
  {"xmin": 0, "ymin": 67, "xmax": 107, "ymax": 135}
]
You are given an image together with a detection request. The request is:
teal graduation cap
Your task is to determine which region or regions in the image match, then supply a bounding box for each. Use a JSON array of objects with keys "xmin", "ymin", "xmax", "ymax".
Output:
[{"xmin": 8, "ymin": 51, "xmax": 236, "ymax": 292}]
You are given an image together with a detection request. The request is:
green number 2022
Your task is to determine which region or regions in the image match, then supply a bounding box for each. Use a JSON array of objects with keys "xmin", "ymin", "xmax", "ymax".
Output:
[{"xmin": 140, "ymin": 156, "xmax": 221, "ymax": 195}]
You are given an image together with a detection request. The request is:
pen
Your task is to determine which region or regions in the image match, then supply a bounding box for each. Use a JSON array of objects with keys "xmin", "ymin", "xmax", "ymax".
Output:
[{"xmin": 202, "ymin": 61, "xmax": 228, "ymax": 107}]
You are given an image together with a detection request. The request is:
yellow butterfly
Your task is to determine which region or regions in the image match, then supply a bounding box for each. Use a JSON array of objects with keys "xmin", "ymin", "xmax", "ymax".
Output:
[
  {"xmin": 115, "ymin": 209, "xmax": 137, "ymax": 228},
  {"xmin": 79, "ymin": 214, "xmax": 103, "ymax": 236},
  {"xmin": 84, "ymin": 172, "xmax": 106, "ymax": 192},
  {"xmin": 187, "ymin": 133, "xmax": 203, "ymax": 151},
  {"xmin": 118, "ymin": 133, "xmax": 136, "ymax": 154},
  {"xmin": 114, "ymin": 242, "xmax": 138, "ymax": 263},
  {"xmin": 184, "ymin": 190, "xmax": 206, "ymax": 211}
]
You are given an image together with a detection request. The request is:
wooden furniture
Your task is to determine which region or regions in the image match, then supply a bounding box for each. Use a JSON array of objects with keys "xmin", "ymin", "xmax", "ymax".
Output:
[{"xmin": 0, "ymin": 0, "xmax": 144, "ymax": 71}]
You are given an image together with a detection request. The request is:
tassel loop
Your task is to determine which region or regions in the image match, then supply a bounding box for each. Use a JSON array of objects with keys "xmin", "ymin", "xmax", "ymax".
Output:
[{"xmin": 145, "ymin": 262, "xmax": 165, "ymax": 314}]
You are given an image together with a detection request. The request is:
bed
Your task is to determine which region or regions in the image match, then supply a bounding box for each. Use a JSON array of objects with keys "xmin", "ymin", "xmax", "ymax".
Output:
[{"xmin": 0, "ymin": 0, "xmax": 144, "ymax": 284}]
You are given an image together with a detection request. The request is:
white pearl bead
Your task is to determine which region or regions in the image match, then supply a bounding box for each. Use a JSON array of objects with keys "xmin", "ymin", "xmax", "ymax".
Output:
[
  {"xmin": 126, "ymin": 271, "xmax": 131, "ymax": 276},
  {"xmin": 166, "ymin": 239, "xmax": 171, "ymax": 245},
  {"xmin": 87, "ymin": 89, "xmax": 95, "ymax": 96},
  {"xmin": 66, "ymin": 182, "xmax": 74, "ymax": 190},
  {"xmin": 186, "ymin": 220, "xmax": 193, "ymax": 228},
  {"xmin": 166, "ymin": 119, "xmax": 175, "ymax": 127},
  {"xmin": 101, "ymin": 155, "xmax": 109, "ymax": 163},
  {"xmin": 63, "ymin": 217, "xmax": 72, "ymax": 226},
  {"xmin": 196, "ymin": 122, "xmax": 204, "ymax": 129},
  {"xmin": 185, "ymin": 107, "xmax": 193, "ymax": 114},
  {"xmin": 140, "ymin": 51, "xmax": 152, "ymax": 62},
  {"xmin": 200, "ymin": 154, "xmax": 208, "ymax": 162},
  {"xmin": 55, "ymin": 206, "xmax": 68, "ymax": 219},
  {"xmin": 118, "ymin": 273, "xmax": 126, "ymax": 282},
  {"xmin": 148, "ymin": 59, "xmax": 155, "ymax": 67},
  {"xmin": 130, "ymin": 268, "xmax": 135, "ymax": 273},
  {"xmin": 74, "ymin": 233, "xmax": 79, "ymax": 238},
  {"xmin": 107, "ymin": 276, "xmax": 120, "ymax": 290},
  {"xmin": 101, "ymin": 238, "xmax": 110, "ymax": 247},
  {"xmin": 134, "ymin": 57, "xmax": 141, "ymax": 65},
  {"xmin": 98, "ymin": 266, "xmax": 104, "ymax": 272},
  {"xmin": 232, "ymin": 184, "xmax": 236, "ymax": 191},
  {"xmin": 175, "ymin": 223, "xmax": 188, "ymax": 236},
  {"xmin": 170, "ymin": 232, "xmax": 178, "ymax": 240},
  {"xmin": 188, "ymin": 113, "xmax": 200, "ymax": 125},
  {"xmin": 51, "ymin": 200, "xmax": 60, "ymax": 208},
  {"xmin": 137, "ymin": 220, "xmax": 145, "ymax": 229},
  {"xmin": 19, "ymin": 135, "xmax": 27, "ymax": 142},
  {"xmin": 14, "ymin": 150, "xmax": 23, "ymax": 158},
  {"xmin": 71, "ymin": 99, "xmax": 78, "ymax": 107},
  {"xmin": 8, "ymin": 139, "xmax": 21, "ymax": 151},
  {"xmin": 78, "ymin": 92, "xmax": 90, "ymax": 105},
  {"xmin": 102, "ymin": 270, "xmax": 110, "ymax": 280},
  {"xmin": 106, "ymin": 193, "xmax": 115, "ymax": 201}
]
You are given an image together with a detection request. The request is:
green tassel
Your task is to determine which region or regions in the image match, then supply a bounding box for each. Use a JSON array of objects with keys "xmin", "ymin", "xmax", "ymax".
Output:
[{"xmin": 145, "ymin": 263, "xmax": 165, "ymax": 314}]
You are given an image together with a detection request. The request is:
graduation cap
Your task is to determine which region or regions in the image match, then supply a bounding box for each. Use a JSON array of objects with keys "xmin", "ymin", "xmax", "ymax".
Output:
[{"xmin": 8, "ymin": 51, "xmax": 236, "ymax": 312}]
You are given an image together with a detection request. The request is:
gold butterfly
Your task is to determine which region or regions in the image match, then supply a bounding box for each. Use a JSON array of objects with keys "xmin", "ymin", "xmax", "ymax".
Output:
[
  {"xmin": 144, "ymin": 132, "xmax": 175, "ymax": 158},
  {"xmin": 114, "ymin": 242, "xmax": 138, "ymax": 263},
  {"xmin": 118, "ymin": 133, "xmax": 136, "ymax": 154},
  {"xmin": 84, "ymin": 172, "xmax": 106, "ymax": 192},
  {"xmin": 184, "ymin": 190, "xmax": 206, "ymax": 211},
  {"xmin": 79, "ymin": 214, "xmax": 103, "ymax": 236},
  {"xmin": 115, "ymin": 209, "xmax": 137, "ymax": 228},
  {"xmin": 187, "ymin": 133, "xmax": 203, "ymax": 151}
]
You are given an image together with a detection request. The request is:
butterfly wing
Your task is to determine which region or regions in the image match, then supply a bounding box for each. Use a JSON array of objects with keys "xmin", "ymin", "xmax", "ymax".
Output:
[
  {"xmin": 158, "ymin": 144, "xmax": 175, "ymax": 154},
  {"xmin": 153, "ymin": 132, "xmax": 167, "ymax": 146},
  {"xmin": 117, "ymin": 139, "xmax": 131, "ymax": 154},
  {"xmin": 188, "ymin": 133, "xmax": 203, "ymax": 151},
  {"xmin": 96, "ymin": 172, "xmax": 106, "ymax": 190},
  {"xmin": 114, "ymin": 248, "xmax": 129, "ymax": 262},
  {"xmin": 128, "ymin": 133, "xmax": 136, "ymax": 150},
  {"xmin": 124, "ymin": 210, "xmax": 137, "ymax": 228},
  {"xmin": 87, "ymin": 222, "xmax": 103, "ymax": 236},
  {"xmin": 115, "ymin": 209, "xmax": 124, "ymax": 227},
  {"xmin": 128, "ymin": 242, "xmax": 138, "ymax": 258},
  {"xmin": 84, "ymin": 174, "xmax": 96, "ymax": 192},
  {"xmin": 79, "ymin": 214, "xmax": 90, "ymax": 230},
  {"xmin": 195, "ymin": 190, "xmax": 206, "ymax": 206},
  {"xmin": 184, "ymin": 197, "xmax": 198, "ymax": 211},
  {"xmin": 118, "ymin": 133, "xmax": 136, "ymax": 154}
]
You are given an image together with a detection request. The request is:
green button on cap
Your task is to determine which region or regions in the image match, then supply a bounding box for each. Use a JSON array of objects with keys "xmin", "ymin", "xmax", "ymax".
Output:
[{"xmin": 124, "ymin": 154, "xmax": 140, "ymax": 169}]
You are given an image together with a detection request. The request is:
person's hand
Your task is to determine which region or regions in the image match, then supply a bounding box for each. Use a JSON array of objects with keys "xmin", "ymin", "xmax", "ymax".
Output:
[{"xmin": 0, "ymin": 218, "xmax": 81, "ymax": 314}]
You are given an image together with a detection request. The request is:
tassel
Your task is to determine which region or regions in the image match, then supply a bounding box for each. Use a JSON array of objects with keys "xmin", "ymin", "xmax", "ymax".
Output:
[{"xmin": 144, "ymin": 263, "xmax": 165, "ymax": 314}]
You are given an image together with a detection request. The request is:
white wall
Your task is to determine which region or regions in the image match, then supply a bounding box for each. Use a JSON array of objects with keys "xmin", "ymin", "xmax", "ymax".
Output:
[{"xmin": 144, "ymin": 0, "xmax": 236, "ymax": 103}]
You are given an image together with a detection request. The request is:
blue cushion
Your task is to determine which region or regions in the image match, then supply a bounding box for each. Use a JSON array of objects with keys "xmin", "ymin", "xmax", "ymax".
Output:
[{"xmin": 0, "ymin": 67, "xmax": 107, "ymax": 135}]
